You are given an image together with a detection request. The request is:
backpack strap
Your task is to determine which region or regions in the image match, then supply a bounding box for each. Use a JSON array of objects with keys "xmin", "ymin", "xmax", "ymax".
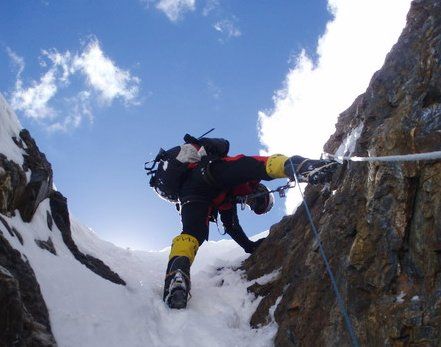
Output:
[{"xmin": 200, "ymin": 158, "xmax": 222, "ymax": 188}]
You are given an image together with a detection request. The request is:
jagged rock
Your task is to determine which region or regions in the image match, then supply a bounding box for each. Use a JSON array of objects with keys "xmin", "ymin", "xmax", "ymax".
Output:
[
  {"xmin": 0, "ymin": 214, "xmax": 14, "ymax": 237},
  {"xmin": 16, "ymin": 129, "xmax": 53, "ymax": 223},
  {"xmin": 0, "ymin": 127, "xmax": 54, "ymax": 223},
  {"xmin": 245, "ymin": 1, "xmax": 441, "ymax": 345},
  {"xmin": 0, "ymin": 154, "xmax": 27, "ymax": 217},
  {"xmin": 35, "ymin": 238, "xmax": 57, "ymax": 255},
  {"xmin": 11, "ymin": 227, "xmax": 24, "ymax": 246},
  {"xmin": 50, "ymin": 191, "xmax": 126, "ymax": 286},
  {"xmin": 1, "ymin": 98, "xmax": 127, "ymax": 343},
  {"xmin": 0, "ymin": 235, "xmax": 56, "ymax": 346},
  {"xmin": 46, "ymin": 210, "xmax": 53, "ymax": 231}
]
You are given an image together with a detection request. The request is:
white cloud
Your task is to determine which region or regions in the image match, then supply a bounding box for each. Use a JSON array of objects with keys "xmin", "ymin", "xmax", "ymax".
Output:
[
  {"xmin": 6, "ymin": 47, "xmax": 25, "ymax": 77},
  {"xmin": 42, "ymin": 49, "xmax": 73, "ymax": 83},
  {"xmin": 48, "ymin": 91, "xmax": 92, "ymax": 132},
  {"xmin": 202, "ymin": 0, "xmax": 219, "ymax": 16},
  {"xmin": 73, "ymin": 40, "xmax": 140, "ymax": 105},
  {"xmin": 258, "ymin": 0, "xmax": 412, "ymax": 212},
  {"xmin": 7, "ymin": 48, "xmax": 58, "ymax": 120},
  {"xmin": 155, "ymin": 0, "xmax": 196, "ymax": 22},
  {"xmin": 213, "ymin": 18, "xmax": 241, "ymax": 40},
  {"xmin": 141, "ymin": 0, "xmax": 240, "ymax": 41},
  {"xmin": 7, "ymin": 38, "xmax": 141, "ymax": 131},
  {"xmin": 10, "ymin": 59, "xmax": 58, "ymax": 120}
]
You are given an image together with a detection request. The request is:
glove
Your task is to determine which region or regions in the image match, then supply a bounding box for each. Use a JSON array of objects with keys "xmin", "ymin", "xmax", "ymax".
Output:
[{"xmin": 243, "ymin": 238, "xmax": 265, "ymax": 254}]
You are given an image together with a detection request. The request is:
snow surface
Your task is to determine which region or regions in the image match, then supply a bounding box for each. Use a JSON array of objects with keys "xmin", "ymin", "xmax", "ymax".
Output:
[
  {"xmin": 0, "ymin": 94, "xmax": 278, "ymax": 346},
  {"xmin": 1, "ymin": 205, "xmax": 276, "ymax": 347},
  {"xmin": 0, "ymin": 93, "xmax": 26, "ymax": 166},
  {"xmin": 333, "ymin": 123, "xmax": 364, "ymax": 161}
]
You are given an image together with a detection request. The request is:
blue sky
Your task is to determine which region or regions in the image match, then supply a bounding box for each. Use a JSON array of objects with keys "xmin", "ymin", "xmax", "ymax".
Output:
[{"xmin": 0, "ymin": 0, "xmax": 410, "ymax": 250}]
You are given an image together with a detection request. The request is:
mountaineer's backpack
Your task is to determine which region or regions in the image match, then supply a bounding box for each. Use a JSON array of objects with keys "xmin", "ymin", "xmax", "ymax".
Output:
[{"xmin": 145, "ymin": 134, "xmax": 229, "ymax": 203}]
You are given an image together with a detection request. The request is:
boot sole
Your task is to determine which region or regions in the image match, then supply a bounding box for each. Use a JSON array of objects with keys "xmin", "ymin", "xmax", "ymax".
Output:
[{"xmin": 167, "ymin": 288, "xmax": 188, "ymax": 309}]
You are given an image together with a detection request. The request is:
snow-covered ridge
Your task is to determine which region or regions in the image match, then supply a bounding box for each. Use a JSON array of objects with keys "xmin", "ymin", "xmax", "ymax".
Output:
[
  {"xmin": 3, "ymin": 203, "xmax": 276, "ymax": 346},
  {"xmin": 0, "ymin": 93, "xmax": 26, "ymax": 165},
  {"xmin": 0, "ymin": 93, "xmax": 277, "ymax": 346}
]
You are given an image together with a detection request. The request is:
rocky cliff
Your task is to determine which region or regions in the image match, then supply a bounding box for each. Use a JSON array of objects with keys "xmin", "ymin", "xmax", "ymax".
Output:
[
  {"xmin": 0, "ymin": 96, "xmax": 126, "ymax": 346},
  {"xmin": 245, "ymin": 0, "xmax": 441, "ymax": 346}
]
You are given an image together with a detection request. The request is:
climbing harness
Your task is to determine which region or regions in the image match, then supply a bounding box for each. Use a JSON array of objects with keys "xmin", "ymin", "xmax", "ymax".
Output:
[{"xmin": 288, "ymin": 159, "xmax": 361, "ymax": 347}]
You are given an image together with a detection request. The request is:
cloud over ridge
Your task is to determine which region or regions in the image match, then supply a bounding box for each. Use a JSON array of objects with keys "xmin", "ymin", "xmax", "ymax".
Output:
[
  {"xmin": 8, "ymin": 38, "xmax": 140, "ymax": 131},
  {"xmin": 258, "ymin": 0, "xmax": 412, "ymax": 212}
]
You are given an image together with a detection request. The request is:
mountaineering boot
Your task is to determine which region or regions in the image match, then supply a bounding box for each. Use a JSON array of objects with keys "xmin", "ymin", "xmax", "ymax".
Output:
[
  {"xmin": 163, "ymin": 233, "xmax": 199, "ymax": 309},
  {"xmin": 163, "ymin": 256, "xmax": 191, "ymax": 309},
  {"xmin": 284, "ymin": 155, "xmax": 340, "ymax": 184}
]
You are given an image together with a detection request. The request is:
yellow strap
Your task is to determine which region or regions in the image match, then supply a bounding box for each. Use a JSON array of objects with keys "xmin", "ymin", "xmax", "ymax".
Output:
[
  {"xmin": 266, "ymin": 154, "xmax": 288, "ymax": 178},
  {"xmin": 169, "ymin": 234, "xmax": 200, "ymax": 265}
]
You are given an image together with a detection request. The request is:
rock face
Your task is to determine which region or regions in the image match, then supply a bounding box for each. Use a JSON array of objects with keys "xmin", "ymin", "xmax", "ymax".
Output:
[
  {"xmin": 50, "ymin": 191, "xmax": 126, "ymax": 285},
  {"xmin": 17, "ymin": 129, "xmax": 54, "ymax": 223},
  {"xmin": 245, "ymin": 1, "xmax": 441, "ymax": 346},
  {"xmin": 0, "ymin": 104, "xmax": 125, "ymax": 345},
  {"xmin": 0, "ymin": 237, "xmax": 56, "ymax": 346}
]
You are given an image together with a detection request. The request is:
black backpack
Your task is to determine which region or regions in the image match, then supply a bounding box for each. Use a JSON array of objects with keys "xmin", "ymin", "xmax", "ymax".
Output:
[{"xmin": 145, "ymin": 134, "xmax": 229, "ymax": 203}]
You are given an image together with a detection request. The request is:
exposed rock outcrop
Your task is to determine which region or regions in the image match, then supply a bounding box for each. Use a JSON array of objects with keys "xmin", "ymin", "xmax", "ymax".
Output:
[
  {"xmin": 0, "ymin": 235, "xmax": 56, "ymax": 346},
  {"xmin": 245, "ymin": 0, "xmax": 441, "ymax": 345},
  {"xmin": 0, "ymin": 96, "xmax": 126, "ymax": 344},
  {"xmin": 50, "ymin": 191, "xmax": 126, "ymax": 285},
  {"xmin": 0, "ymin": 154, "xmax": 27, "ymax": 217},
  {"xmin": 17, "ymin": 129, "xmax": 53, "ymax": 223}
]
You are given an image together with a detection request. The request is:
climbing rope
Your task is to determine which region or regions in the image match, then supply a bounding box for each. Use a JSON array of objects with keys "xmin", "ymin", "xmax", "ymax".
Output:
[
  {"xmin": 323, "ymin": 150, "xmax": 441, "ymax": 162},
  {"xmin": 285, "ymin": 149, "xmax": 441, "ymax": 345},
  {"xmin": 289, "ymin": 160, "xmax": 361, "ymax": 347}
]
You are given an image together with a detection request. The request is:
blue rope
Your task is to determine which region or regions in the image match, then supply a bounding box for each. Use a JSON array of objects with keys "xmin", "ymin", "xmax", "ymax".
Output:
[{"xmin": 290, "ymin": 160, "xmax": 360, "ymax": 347}]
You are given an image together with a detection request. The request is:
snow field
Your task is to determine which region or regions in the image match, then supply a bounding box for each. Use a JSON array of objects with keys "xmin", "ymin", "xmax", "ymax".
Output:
[
  {"xmin": 1, "ymin": 201, "xmax": 277, "ymax": 347},
  {"xmin": 0, "ymin": 91, "xmax": 278, "ymax": 346}
]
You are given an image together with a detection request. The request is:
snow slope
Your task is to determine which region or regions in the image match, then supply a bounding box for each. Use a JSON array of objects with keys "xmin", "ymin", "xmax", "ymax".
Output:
[
  {"xmin": 2, "ymin": 205, "xmax": 276, "ymax": 347},
  {"xmin": 0, "ymin": 94, "xmax": 277, "ymax": 346},
  {"xmin": 0, "ymin": 93, "xmax": 25, "ymax": 165}
]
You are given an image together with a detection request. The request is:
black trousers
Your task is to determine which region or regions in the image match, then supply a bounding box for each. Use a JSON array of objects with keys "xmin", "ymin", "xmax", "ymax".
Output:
[{"xmin": 178, "ymin": 156, "xmax": 272, "ymax": 245}]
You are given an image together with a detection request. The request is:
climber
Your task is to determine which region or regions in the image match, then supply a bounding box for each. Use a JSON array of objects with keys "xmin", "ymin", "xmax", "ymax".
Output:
[{"xmin": 147, "ymin": 135, "xmax": 340, "ymax": 309}]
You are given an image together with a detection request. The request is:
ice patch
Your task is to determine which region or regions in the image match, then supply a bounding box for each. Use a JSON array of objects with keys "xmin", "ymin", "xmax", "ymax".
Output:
[
  {"xmin": 269, "ymin": 295, "xmax": 283, "ymax": 322},
  {"xmin": 334, "ymin": 123, "xmax": 364, "ymax": 161},
  {"xmin": 254, "ymin": 268, "xmax": 281, "ymax": 286},
  {"xmin": 396, "ymin": 291, "xmax": 406, "ymax": 303}
]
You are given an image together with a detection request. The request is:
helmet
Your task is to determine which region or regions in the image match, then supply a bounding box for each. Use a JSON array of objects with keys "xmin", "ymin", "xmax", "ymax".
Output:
[{"xmin": 246, "ymin": 183, "xmax": 274, "ymax": 215}]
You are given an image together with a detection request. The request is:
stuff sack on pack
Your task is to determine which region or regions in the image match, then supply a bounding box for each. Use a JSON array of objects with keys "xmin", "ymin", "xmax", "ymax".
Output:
[{"xmin": 146, "ymin": 134, "xmax": 229, "ymax": 203}]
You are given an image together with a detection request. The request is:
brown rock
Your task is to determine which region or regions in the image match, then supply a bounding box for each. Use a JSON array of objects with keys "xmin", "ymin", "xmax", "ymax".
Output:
[
  {"xmin": 0, "ymin": 235, "xmax": 56, "ymax": 346},
  {"xmin": 244, "ymin": 1, "xmax": 441, "ymax": 345},
  {"xmin": 50, "ymin": 191, "xmax": 126, "ymax": 286}
]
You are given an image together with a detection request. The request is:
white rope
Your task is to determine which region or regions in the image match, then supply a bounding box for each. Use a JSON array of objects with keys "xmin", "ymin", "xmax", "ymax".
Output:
[{"xmin": 323, "ymin": 150, "xmax": 441, "ymax": 163}]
